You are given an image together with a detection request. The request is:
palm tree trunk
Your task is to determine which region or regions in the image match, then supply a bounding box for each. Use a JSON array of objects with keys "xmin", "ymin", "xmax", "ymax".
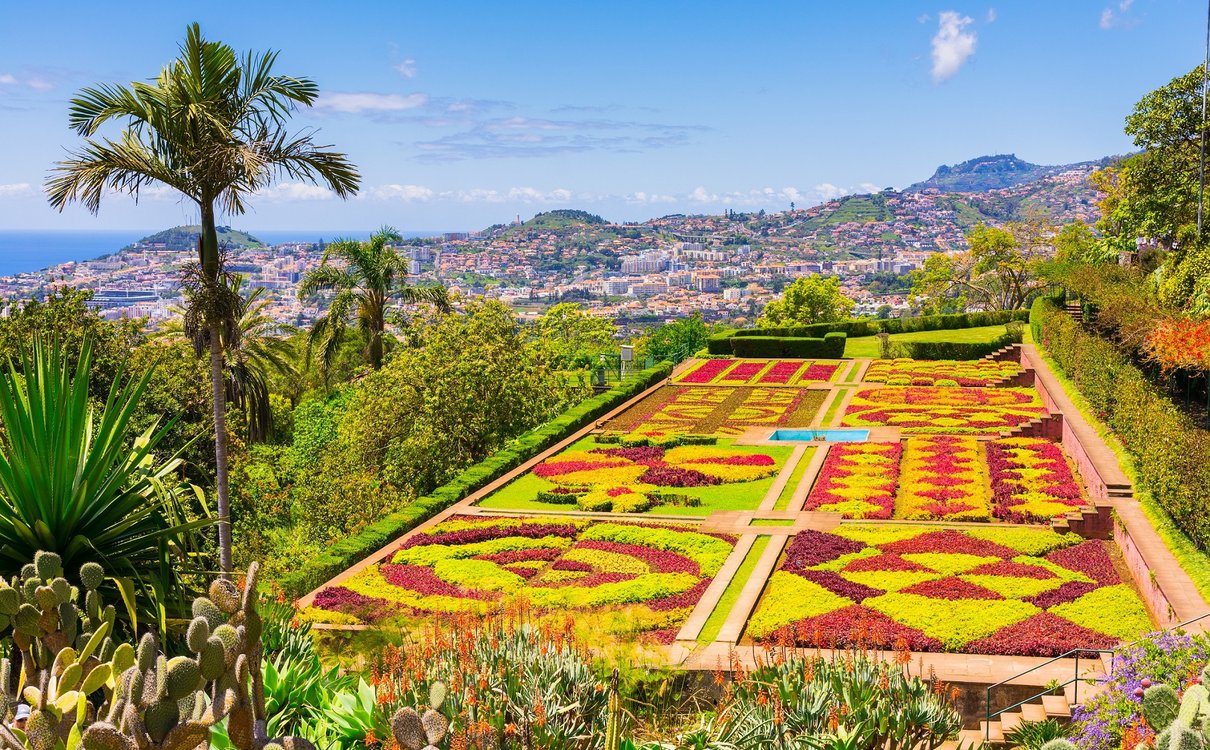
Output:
[{"xmin": 210, "ymin": 323, "xmax": 233, "ymax": 574}]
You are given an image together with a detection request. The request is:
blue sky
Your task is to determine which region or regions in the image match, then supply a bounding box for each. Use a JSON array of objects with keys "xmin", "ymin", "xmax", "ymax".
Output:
[{"xmin": 0, "ymin": 0, "xmax": 1202, "ymax": 233}]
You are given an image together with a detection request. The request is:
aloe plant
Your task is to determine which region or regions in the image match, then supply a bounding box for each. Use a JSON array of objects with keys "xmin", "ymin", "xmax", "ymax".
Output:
[{"xmin": 0, "ymin": 336, "xmax": 209, "ymax": 617}]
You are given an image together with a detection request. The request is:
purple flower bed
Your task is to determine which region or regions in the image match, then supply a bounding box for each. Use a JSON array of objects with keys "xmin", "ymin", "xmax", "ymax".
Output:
[
  {"xmin": 476, "ymin": 547, "xmax": 563, "ymax": 565},
  {"xmin": 593, "ymin": 446, "xmax": 666, "ymax": 462},
  {"xmin": 648, "ymin": 578, "xmax": 713, "ymax": 611},
  {"xmin": 313, "ymin": 586, "xmax": 388, "ymax": 615},
  {"xmin": 551, "ymin": 559, "xmax": 593, "ymax": 572},
  {"xmin": 770, "ymin": 605, "xmax": 944, "ymax": 652},
  {"xmin": 576, "ymin": 539, "xmax": 701, "ymax": 575},
  {"xmin": 1025, "ymin": 581, "xmax": 1100, "ymax": 609},
  {"xmin": 1046, "ymin": 540, "xmax": 1119, "ymax": 584},
  {"xmin": 965, "ymin": 613, "xmax": 1119, "ymax": 657},
  {"xmin": 793, "ymin": 569, "xmax": 883, "ymax": 603},
  {"xmin": 638, "ymin": 465, "xmax": 720, "ymax": 487},
  {"xmin": 781, "ymin": 529, "xmax": 866, "ymax": 569},
  {"xmin": 401, "ymin": 522, "xmax": 578, "ymax": 549},
  {"xmin": 530, "ymin": 572, "xmax": 637, "ymax": 588},
  {"xmin": 381, "ymin": 564, "xmax": 500, "ymax": 600}
]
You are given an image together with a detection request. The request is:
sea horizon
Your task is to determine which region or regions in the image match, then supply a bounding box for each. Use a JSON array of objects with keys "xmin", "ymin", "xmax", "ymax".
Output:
[{"xmin": 0, "ymin": 228, "xmax": 449, "ymax": 277}]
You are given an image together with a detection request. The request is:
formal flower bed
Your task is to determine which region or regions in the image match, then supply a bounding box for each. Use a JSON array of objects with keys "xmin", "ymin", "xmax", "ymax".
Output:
[
  {"xmin": 842, "ymin": 386, "xmax": 1046, "ymax": 434},
  {"xmin": 674, "ymin": 359, "xmax": 839, "ymax": 386},
  {"xmin": 863, "ymin": 359, "xmax": 1023, "ymax": 387},
  {"xmin": 987, "ymin": 437, "xmax": 1087, "ymax": 522},
  {"xmin": 894, "ymin": 436, "xmax": 990, "ymax": 521},
  {"xmin": 746, "ymin": 526, "xmax": 1151, "ymax": 655},
  {"xmin": 311, "ymin": 515, "xmax": 735, "ymax": 641},
  {"xmin": 607, "ymin": 385, "xmax": 825, "ymax": 437},
  {"xmin": 804, "ymin": 442, "xmax": 902, "ymax": 519}
]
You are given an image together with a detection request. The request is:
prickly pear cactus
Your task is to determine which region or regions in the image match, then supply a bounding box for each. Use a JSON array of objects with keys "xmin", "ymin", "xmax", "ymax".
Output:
[
  {"xmin": 0, "ymin": 554, "xmax": 306, "ymax": 750},
  {"xmin": 390, "ymin": 681, "xmax": 448, "ymax": 750},
  {"xmin": 1142, "ymin": 681, "xmax": 1210, "ymax": 750}
]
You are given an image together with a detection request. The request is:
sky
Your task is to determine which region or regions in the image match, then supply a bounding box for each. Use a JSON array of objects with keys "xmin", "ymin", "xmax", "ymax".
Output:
[{"xmin": 0, "ymin": 0, "xmax": 1204, "ymax": 233}]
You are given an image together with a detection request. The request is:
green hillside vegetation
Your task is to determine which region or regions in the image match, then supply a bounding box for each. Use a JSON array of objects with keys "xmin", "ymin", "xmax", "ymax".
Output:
[
  {"xmin": 802, "ymin": 193, "xmax": 894, "ymax": 228},
  {"xmin": 520, "ymin": 209, "xmax": 607, "ymax": 230},
  {"xmin": 123, "ymin": 224, "xmax": 264, "ymax": 252}
]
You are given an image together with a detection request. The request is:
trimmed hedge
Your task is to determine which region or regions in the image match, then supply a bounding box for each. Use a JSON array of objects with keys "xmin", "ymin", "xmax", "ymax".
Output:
[
  {"xmin": 1032, "ymin": 296, "xmax": 1210, "ymax": 551},
  {"xmin": 732, "ymin": 309, "xmax": 1030, "ymax": 340},
  {"xmin": 896, "ymin": 328, "xmax": 1022, "ymax": 360},
  {"xmin": 729, "ymin": 332, "xmax": 846, "ymax": 358},
  {"xmin": 281, "ymin": 361, "xmax": 674, "ymax": 597}
]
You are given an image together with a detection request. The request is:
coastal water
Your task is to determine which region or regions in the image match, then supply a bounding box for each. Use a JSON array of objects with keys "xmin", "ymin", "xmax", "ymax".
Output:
[{"xmin": 0, "ymin": 229, "xmax": 440, "ymax": 276}]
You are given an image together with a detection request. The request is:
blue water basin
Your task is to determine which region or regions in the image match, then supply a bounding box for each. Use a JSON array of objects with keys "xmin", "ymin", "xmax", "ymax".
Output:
[{"xmin": 769, "ymin": 428, "xmax": 870, "ymax": 442}]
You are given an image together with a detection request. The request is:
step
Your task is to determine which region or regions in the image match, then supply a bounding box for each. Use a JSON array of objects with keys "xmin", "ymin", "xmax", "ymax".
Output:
[
  {"xmin": 979, "ymin": 721, "xmax": 1005, "ymax": 744},
  {"xmin": 1020, "ymin": 703, "xmax": 1048, "ymax": 723},
  {"xmin": 1041, "ymin": 694, "xmax": 1071, "ymax": 718},
  {"xmin": 999, "ymin": 712, "xmax": 1023, "ymax": 733}
]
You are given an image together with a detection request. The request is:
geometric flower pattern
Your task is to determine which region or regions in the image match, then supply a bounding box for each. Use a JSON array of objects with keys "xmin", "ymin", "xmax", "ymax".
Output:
[{"xmin": 842, "ymin": 386, "xmax": 1047, "ymax": 434}]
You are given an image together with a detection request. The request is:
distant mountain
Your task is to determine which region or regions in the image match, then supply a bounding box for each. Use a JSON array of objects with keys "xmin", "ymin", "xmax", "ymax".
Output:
[
  {"xmin": 122, "ymin": 225, "xmax": 264, "ymax": 252},
  {"xmin": 907, "ymin": 154, "xmax": 1108, "ymax": 193}
]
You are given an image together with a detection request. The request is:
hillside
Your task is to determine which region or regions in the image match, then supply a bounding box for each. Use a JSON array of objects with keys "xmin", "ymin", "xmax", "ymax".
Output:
[
  {"xmin": 123, "ymin": 225, "xmax": 264, "ymax": 252},
  {"xmin": 907, "ymin": 153, "xmax": 1108, "ymax": 193}
]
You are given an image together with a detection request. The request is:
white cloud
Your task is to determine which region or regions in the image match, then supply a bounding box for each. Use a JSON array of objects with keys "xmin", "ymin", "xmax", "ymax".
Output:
[
  {"xmin": 931, "ymin": 11, "xmax": 977, "ymax": 82},
  {"xmin": 813, "ymin": 183, "xmax": 849, "ymax": 201},
  {"xmin": 0, "ymin": 74, "xmax": 15, "ymax": 86},
  {"xmin": 625, "ymin": 191, "xmax": 677, "ymax": 204},
  {"xmin": 255, "ymin": 182, "xmax": 335, "ymax": 201},
  {"xmin": 986, "ymin": 8, "xmax": 997, "ymax": 22},
  {"xmin": 0, "ymin": 183, "xmax": 32, "ymax": 198},
  {"xmin": 369, "ymin": 184, "xmax": 435, "ymax": 201},
  {"xmin": 394, "ymin": 58, "xmax": 417, "ymax": 78},
  {"xmin": 313, "ymin": 92, "xmax": 428, "ymax": 113},
  {"xmin": 26, "ymin": 77, "xmax": 52, "ymax": 91},
  {"xmin": 859, "ymin": 182, "xmax": 882, "ymax": 194},
  {"xmin": 1100, "ymin": 0, "xmax": 1135, "ymax": 29},
  {"xmin": 688, "ymin": 187, "xmax": 719, "ymax": 203}
]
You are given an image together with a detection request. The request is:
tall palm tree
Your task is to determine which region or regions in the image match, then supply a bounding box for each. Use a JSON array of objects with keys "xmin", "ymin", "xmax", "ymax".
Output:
[
  {"xmin": 299, "ymin": 226, "xmax": 449, "ymax": 372},
  {"xmin": 163, "ymin": 273, "xmax": 298, "ymax": 443},
  {"xmin": 45, "ymin": 24, "xmax": 361, "ymax": 573}
]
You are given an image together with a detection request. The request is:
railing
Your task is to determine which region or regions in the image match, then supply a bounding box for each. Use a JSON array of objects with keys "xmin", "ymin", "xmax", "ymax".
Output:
[{"xmin": 983, "ymin": 611, "xmax": 1210, "ymax": 744}]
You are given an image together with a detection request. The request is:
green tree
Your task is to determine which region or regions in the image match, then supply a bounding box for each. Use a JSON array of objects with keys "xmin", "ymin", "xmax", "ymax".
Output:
[
  {"xmin": 759, "ymin": 275, "xmax": 855, "ymax": 326},
  {"xmin": 911, "ymin": 222, "xmax": 1049, "ymax": 311},
  {"xmin": 530, "ymin": 302, "xmax": 617, "ymax": 369},
  {"xmin": 299, "ymin": 226, "xmax": 449, "ymax": 374},
  {"xmin": 46, "ymin": 24, "xmax": 361, "ymax": 573},
  {"xmin": 0, "ymin": 336, "xmax": 210, "ymax": 621},
  {"xmin": 641, "ymin": 313, "xmax": 710, "ymax": 363},
  {"xmin": 1052, "ymin": 220, "xmax": 1111, "ymax": 265}
]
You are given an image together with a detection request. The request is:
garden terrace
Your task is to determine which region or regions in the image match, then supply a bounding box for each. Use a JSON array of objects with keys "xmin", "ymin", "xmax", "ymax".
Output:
[
  {"xmin": 672, "ymin": 358, "xmax": 844, "ymax": 386},
  {"xmin": 603, "ymin": 383, "xmax": 829, "ymax": 437}
]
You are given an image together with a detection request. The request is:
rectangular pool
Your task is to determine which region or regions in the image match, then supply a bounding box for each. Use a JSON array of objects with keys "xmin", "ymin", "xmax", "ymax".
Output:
[{"xmin": 769, "ymin": 428, "xmax": 870, "ymax": 442}]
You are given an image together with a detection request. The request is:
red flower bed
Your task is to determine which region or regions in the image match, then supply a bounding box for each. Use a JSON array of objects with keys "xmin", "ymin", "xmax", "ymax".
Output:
[
  {"xmin": 576, "ymin": 539, "xmax": 701, "ymax": 575},
  {"xmin": 758, "ymin": 361, "xmax": 804, "ymax": 384},
  {"xmin": 769, "ymin": 605, "xmax": 944, "ymax": 651},
  {"xmin": 987, "ymin": 439, "xmax": 1085, "ymax": 521},
  {"xmin": 794, "ymin": 569, "xmax": 883, "ymax": 603},
  {"xmin": 638, "ymin": 465, "xmax": 720, "ymax": 487},
  {"xmin": 800, "ymin": 364, "xmax": 839, "ymax": 382},
  {"xmin": 530, "ymin": 572, "xmax": 637, "ymax": 588},
  {"xmin": 843, "ymin": 552, "xmax": 929, "ymax": 573},
  {"xmin": 505, "ymin": 566, "xmax": 540, "ymax": 579},
  {"xmin": 312, "ymin": 586, "xmax": 394, "ymax": 620},
  {"xmin": 720, "ymin": 362, "xmax": 766, "ymax": 382},
  {"xmin": 782, "ymin": 530, "xmax": 866, "ymax": 569},
  {"xmin": 1024, "ymin": 581, "xmax": 1099, "ymax": 609},
  {"xmin": 964, "ymin": 613, "xmax": 1119, "ymax": 657},
  {"xmin": 476, "ymin": 548, "xmax": 563, "ymax": 565},
  {"xmin": 551, "ymin": 559, "xmax": 593, "ymax": 572},
  {"xmin": 682, "ymin": 359, "xmax": 734, "ymax": 383},
  {"xmin": 381, "ymin": 564, "xmax": 501, "ymax": 600},
  {"xmin": 648, "ymin": 578, "xmax": 714, "ymax": 611},
  {"xmin": 901, "ymin": 576, "xmax": 1002, "ymax": 600},
  {"xmin": 881, "ymin": 530, "xmax": 1017, "ymax": 558},
  {"xmin": 402, "ymin": 522, "xmax": 579, "ymax": 549},
  {"xmin": 683, "ymin": 454, "xmax": 776, "ymax": 466},
  {"xmin": 593, "ymin": 446, "xmax": 665, "ymax": 462},
  {"xmin": 534, "ymin": 458, "xmax": 627, "ymax": 478},
  {"xmin": 1045, "ymin": 540, "xmax": 1119, "ymax": 584},
  {"xmin": 964, "ymin": 560, "xmax": 1056, "ymax": 579}
]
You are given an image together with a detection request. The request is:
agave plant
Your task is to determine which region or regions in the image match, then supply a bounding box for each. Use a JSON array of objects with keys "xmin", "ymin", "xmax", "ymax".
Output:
[{"xmin": 0, "ymin": 335, "xmax": 210, "ymax": 617}]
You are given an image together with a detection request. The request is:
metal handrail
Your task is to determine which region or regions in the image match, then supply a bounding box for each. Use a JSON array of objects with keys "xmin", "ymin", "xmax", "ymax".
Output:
[{"xmin": 984, "ymin": 611, "xmax": 1210, "ymax": 743}]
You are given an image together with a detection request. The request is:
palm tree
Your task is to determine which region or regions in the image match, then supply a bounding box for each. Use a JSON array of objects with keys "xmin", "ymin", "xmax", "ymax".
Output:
[
  {"xmin": 45, "ymin": 24, "xmax": 360, "ymax": 573},
  {"xmin": 299, "ymin": 226, "xmax": 449, "ymax": 372},
  {"xmin": 163, "ymin": 273, "xmax": 298, "ymax": 443}
]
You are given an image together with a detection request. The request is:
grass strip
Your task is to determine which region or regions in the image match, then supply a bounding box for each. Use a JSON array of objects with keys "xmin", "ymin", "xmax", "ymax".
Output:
[
  {"xmin": 773, "ymin": 446, "xmax": 814, "ymax": 511},
  {"xmin": 697, "ymin": 535, "xmax": 771, "ymax": 644},
  {"xmin": 843, "ymin": 324, "xmax": 1012, "ymax": 358},
  {"xmin": 1035, "ymin": 345, "xmax": 1210, "ymax": 601},
  {"xmin": 819, "ymin": 389, "xmax": 847, "ymax": 427},
  {"xmin": 750, "ymin": 518, "xmax": 796, "ymax": 527},
  {"xmin": 844, "ymin": 360, "xmax": 864, "ymax": 383}
]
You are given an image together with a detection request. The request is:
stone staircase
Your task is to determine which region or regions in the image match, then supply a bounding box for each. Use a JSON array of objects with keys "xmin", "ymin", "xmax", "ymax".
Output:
[
  {"xmin": 1050, "ymin": 501, "xmax": 1114, "ymax": 539},
  {"xmin": 941, "ymin": 679, "xmax": 1107, "ymax": 749},
  {"xmin": 982, "ymin": 343, "xmax": 1023, "ymax": 363},
  {"xmin": 1065, "ymin": 301, "xmax": 1084, "ymax": 324},
  {"xmin": 996, "ymin": 412, "xmax": 1064, "ymax": 441}
]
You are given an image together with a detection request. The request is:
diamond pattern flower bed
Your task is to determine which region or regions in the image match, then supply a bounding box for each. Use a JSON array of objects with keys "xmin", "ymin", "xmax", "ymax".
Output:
[
  {"xmin": 604, "ymin": 385, "xmax": 826, "ymax": 437},
  {"xmin": 842, "ymin": 386, "xmax": 1046, "ymax": 434},
  {"xmin": 894, "ymin": 436, "xmax": 990, "ymax": 521},
  {"xmin": 863, "ymin": 359, "xmax": 1023, "ymax": 387},
  {"xmin": 804, "ymin": 442, "xmax": 901, "ymax": 519},
  {"xmin": 988, "ymin": 437, "xmax": 1086, "ymax": 522},
  {"xmin": 674, "ymin": 359, "xmax": 840, "ymax": 386},
  {"xmin": 745, "ymin": 526, "xmax": 1151, "ymax": 655},
  {"xmin": 311, "ymin": 515, "xmax": 735, "ymax": 638}
]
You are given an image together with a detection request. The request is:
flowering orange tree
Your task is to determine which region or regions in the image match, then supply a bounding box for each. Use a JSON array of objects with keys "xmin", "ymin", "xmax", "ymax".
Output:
[{"xmin": 1145, "ymin": 318, "xmax": 1210, "ymax": 371}]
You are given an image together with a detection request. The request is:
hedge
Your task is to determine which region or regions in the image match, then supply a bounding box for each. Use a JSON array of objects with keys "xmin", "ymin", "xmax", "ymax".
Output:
[
  {"xmin": 281, "ymin": 360, "xmax": 675, "ymax": 597},
  {"xmin": 1032, "ymin": 296, "xmax": 1210, "ymax": 551},
  {"xmin": 728, "ymin": 332, "xmax": 846, "ymax": 358},
  {"xmin": 731, "ymin": 309, "xmax": 1030, "ymax": 340},
  {"xmin": 896, "ymin": 327, "xmax": 1022, "ymax": 360}
]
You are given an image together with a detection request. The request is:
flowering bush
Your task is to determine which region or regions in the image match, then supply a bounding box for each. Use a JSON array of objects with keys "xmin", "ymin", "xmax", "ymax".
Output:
[
  {"xmin": 895, "ymin": 436, "xmax": 990, "ymax": 521},
  {"xmin": 804, "ymin": 442, "xmax": 901, "ymax": 519},
  {"xmin": 987, "ymin": 437, "xmax": 1086, "ymax": 522},
  {"xmin": 746, "ymin": 525, "xmax": 1152, "ymax": 655},
  {"xmin": 678, "ymin": 358, "xmax": 735, "ymax": 383},
  {"xmin": 674, "ymin": 358, "xmax": 839, "ymax": 386},
  {"xmin": 313, "ymin": 515, "xmax": 733, "ymax": 637},
  {"xmin": 863, "ymin": 359, "xmax": 1023, "ymax": 387},
  {"xmin": 842, "ymin": 386, "xmax": 1046, "ymax": 434}
]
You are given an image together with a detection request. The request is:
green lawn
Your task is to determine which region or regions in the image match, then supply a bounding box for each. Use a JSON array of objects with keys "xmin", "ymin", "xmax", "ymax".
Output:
[
  {"xmin": 843, "ymin": 324, "xmax": 1013, "ymax": 358},
  {"xmin": 698, "ymin": 536, "xmax": 770, "ymax": 644},
  {"xmin": 772, "ymin": 446, "xmax": 815, "ymax": 511},
  {"xmin": 477, "ymin": 436, "xmax": 795, "ymax": 516}
]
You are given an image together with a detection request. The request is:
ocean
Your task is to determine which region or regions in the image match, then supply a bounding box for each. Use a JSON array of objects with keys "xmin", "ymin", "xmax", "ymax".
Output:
[{"xmin": 0, "ymin": 229, "xmax": 441, "ymax": 276}]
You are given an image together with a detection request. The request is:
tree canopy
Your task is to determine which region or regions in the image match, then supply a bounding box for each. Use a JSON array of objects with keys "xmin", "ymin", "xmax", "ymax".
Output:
[{"xmin": 758, "ymin": 275, "xmax": 855, "ymax": 327}]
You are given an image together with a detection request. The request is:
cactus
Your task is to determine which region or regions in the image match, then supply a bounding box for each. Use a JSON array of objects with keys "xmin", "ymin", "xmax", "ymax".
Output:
[
  {"xmin": 389, "ymin": 681, "xmax": 449, "ymax": 750},
  {"xmin": 1039, "ymin": 741, "xmax": 1078, "ymax": 750},
  {"xmin": 604, "ymin": 669, "xmax": 622, "ymax": 750},
  {"xmin": 0, "ymin": 555, "xmax": 310, "ymax": 750},
  {"xmin": 1142, "ymin": 681, "xmax": 1210, "ymax": 750},
  {"xmin": 1146, "ymin": 684, "xmax": 1184, "ymax": 732}
]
